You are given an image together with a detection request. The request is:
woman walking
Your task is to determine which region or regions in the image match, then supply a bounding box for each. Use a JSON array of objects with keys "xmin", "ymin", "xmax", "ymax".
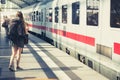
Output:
[{"xmin": 8, "ymin": 11, "xmax": 27, "ymax": 71}]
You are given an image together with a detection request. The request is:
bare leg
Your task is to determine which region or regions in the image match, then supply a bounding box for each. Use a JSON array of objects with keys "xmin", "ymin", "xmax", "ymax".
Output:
[
  {"xmin": 9, "ymin": 46, "xmax": 18, "ymax": 71},
  {"xmin": 16, "ymin": 47, "xmax": 22, "ymax": 68}
]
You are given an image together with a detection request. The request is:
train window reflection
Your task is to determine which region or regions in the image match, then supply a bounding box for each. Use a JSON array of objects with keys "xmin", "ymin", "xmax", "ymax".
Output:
[
  {"xmin": 62, "ymin": 5, "xmax": 67, "ymax": 24},
  {"xmin": 110, "ymin": 0, "xmax": 120, "ymax": 28},
  {"xmin": 72, "ymin": 1, "xmax": 80, "ymax": 24},
  {"xmin": 55, "ymin": 7, "xmax": 59, "ymax": 23},
  {"xmin": 86, "ymin": 0, "xmax": 99, "ymax": 26}
]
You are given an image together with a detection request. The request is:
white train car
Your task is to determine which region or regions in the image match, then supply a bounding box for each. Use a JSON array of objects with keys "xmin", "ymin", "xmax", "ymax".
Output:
[{"xmin": 21, "ymin": 0, "xmax": 120, "ymax": 80}]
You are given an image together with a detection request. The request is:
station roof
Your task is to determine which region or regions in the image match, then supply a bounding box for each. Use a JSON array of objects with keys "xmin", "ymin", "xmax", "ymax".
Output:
[{"xmin": 1, "ymin": 0, "xmax": 53, "ymax": 9}]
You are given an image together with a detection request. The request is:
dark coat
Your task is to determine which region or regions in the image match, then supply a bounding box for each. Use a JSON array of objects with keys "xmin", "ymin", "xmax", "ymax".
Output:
[{"xmin": 9, "ymin": 17, "xmax": 26, "ymax": 48}]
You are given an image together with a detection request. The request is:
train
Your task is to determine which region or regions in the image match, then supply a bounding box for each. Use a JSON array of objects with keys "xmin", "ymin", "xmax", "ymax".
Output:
[{"xmin": 1, "ymin": 0, "xmax": 120, "ymax": 80}]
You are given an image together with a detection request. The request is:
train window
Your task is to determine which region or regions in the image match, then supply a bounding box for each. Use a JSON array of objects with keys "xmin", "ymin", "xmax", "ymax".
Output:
[
  {"xmin": 45, "ymin": 9, "xmax": 48, "ymax": 22},
  {"xmin": 117, "ymin": 76, "xmax": 120, "ymax": 80},
  {"xmin": 30, "ymin": 12, "xmax": 32, "ymax": 21},
  {"xmin": 38, "ymin": 12, "xmax": 41, "ymax": 21},
  {"xmin": 36, "ymin": 11, "xmax": 39, "ymax": 21},
  {"xmin": 33, "ymin": 11, "xmax": 36, "ymax": 21},
  {"xmin": 55, "ymin": 7, "xmax": 59, "ymax": 23},
  {"xmin": 86, "ymin": 0, "xmax": 99, "ymax": 26},
  {"xmin": 36, "ymin": 11, "xmax": 38, "ymax": 15},
  {"xmin": 110, "ymin": 0, "xmax": 120, "ymax": 28},
  {"xmin": 62, "ymin": 5, "xmax": 67, "ymax": 24},
  {"xmin": 49, "ymin": 8, "xmax": 52, "ymax": 22},
  {"xmin": 72, "ymin": 2, "xmax": 80, "ymax": 24},
  {"xmin": 31, "ymin": 12, "xmax": 34, "ymax": 21},
  {"xmin": 41, "ymin": 9, "xmax": 44, "ymax": 22}
]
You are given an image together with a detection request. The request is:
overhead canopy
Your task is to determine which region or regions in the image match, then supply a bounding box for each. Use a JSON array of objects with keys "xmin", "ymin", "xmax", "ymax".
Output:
[{"xmin": 1, "ymin": 0, "xmax": 53, "ymax": 9}]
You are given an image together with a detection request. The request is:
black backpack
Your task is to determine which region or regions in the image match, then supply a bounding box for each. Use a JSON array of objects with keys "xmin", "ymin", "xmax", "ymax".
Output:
[{"xmin": 8, "ymin": 20, "xmax": 25, "ymax": 42}]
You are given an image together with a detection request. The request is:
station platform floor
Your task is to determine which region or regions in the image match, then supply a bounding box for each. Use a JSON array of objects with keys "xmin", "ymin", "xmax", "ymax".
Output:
[{"xmin": 0, "ymin": 30, "xmax": 109, "ymax": 80}]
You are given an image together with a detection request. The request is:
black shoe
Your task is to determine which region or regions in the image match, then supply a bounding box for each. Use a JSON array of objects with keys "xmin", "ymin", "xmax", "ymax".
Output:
[{"xmin": 9, "ymin": 67, "xmax": 15, "ymax": 72}]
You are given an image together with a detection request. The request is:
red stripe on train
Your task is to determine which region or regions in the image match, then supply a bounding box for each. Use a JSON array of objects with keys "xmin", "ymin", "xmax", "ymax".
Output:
[
  {"xmin": 28, "ymin": 24, "xmax": 95, "ymax": 46},
  {"xmin": 66, "ymin": 32, "xmax": 95, "ymax": 46},
  {"xmin": 49, "ymin": 28, "xmax": 95, "ymax": 46},
  {"xmin": 114, "ymin": 42, "xmax": 120, "ymax": 55},
  {"xmin": 28, "ymin": 24, "xmax": 46, "ymax": 30}
]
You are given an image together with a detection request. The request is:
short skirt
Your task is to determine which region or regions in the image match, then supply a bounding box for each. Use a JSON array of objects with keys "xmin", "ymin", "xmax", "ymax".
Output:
[{"xmin": 11, "ymin": 36, "xmax": 25, "ymax": 48}]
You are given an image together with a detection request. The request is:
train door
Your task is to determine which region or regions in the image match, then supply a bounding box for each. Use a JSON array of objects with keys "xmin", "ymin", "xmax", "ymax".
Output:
[
  {"xmin": 55, "ymin": 4, "xmax": 68, "ymax": 50},
  {"xmin": 54, "ymin": 7, "xmax": 59, "ymax": 48},
  {"xmin": 61, "ymin": 4, "xmax": 67, "ymax": 50},
  {"xmin": 41, "ymin": 9, "xmax": 46, "ymax": 39},
  {"xmin": 86, "ymin": 0, "xmax": 100, "ymax": 70}
]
